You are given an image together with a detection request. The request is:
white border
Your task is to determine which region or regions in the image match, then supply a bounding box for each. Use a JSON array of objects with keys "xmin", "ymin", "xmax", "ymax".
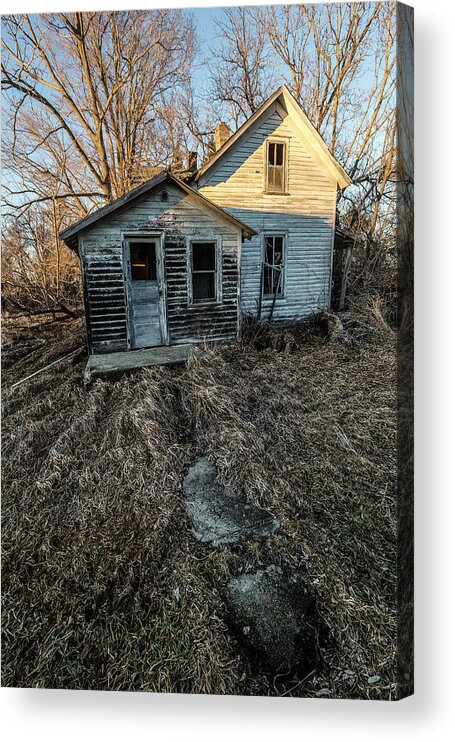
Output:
[{"xmin": 2, "ymin": 1, "xmax": 455, "ymax": 741}]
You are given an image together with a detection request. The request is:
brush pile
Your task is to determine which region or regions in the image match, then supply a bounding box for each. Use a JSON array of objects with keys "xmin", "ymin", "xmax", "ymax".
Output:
[{"xmin": 1, "ymin": 300, "xmax": 397, "ymax": 698}]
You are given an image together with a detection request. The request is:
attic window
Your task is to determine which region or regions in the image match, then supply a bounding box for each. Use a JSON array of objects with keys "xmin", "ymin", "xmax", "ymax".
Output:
[
  {"xmin": 266, "ymin": 140, "xmax": 287, "ymax": 193},
  {"xmin": 161, "ymin": 190, "xmax": 169, "ymax": 202}
]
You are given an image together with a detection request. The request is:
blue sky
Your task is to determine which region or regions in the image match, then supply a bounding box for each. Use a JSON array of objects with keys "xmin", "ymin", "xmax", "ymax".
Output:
[
  {"xmin": 2, "ymin": 4, "xmax": 390, "ymax": 210},
  {"xmin": 190, "ymin": 5, "xmax": 227, "ymax": 97}
]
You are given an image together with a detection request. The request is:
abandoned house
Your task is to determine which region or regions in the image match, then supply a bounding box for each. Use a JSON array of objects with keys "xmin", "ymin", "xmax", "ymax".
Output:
[{"xmin": 60, "ymin": 85, "xmax": 350, "ymax": 376}]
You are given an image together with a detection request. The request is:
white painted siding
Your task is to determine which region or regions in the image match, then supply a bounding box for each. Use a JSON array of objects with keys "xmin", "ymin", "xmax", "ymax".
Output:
[
  {"xmin": 79, "ymin": 183, "xmax": 241, "ymax": 351},
  {"xmin": 197, "ymin": 104, "xmax": 337, "ymax": 320}
]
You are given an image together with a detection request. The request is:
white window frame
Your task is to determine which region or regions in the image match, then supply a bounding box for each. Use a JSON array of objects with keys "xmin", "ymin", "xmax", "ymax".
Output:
[
  {"xmin": 265, "ymin": 138, "xmax": 289, "ymax": 194},
  {"xmin": 188, "ymin": 237, "xmax": 222, "ymax": 306},
  {"xmin": 262, "ymin": 233, "xmax": 286, "ymax": 299}
]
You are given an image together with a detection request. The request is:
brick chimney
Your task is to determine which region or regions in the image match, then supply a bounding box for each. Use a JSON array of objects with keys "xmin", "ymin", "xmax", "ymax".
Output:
[
  {"xmin": 215, "ymin": 122, "xmax": 231, "ymax": 151},
  {"xmin": 187, "ymin": 151, "xmax": 198, "ymax": 172}
]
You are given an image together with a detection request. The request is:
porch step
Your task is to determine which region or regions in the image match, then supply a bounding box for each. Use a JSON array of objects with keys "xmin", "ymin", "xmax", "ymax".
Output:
[{"xmin": 84, "ymin": 344, "xmax": 203, "ymax": 382}]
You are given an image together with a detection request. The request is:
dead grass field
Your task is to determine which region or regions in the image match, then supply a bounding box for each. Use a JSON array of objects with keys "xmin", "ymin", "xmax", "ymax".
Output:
[{"xmin": 1, "ymin": 302, "xmax": 397, "ymax": 698}]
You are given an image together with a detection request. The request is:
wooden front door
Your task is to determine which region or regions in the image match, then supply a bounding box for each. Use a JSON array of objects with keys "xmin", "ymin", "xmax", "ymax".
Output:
[{"xmin": 125, "ymin": 237, "xmax": 166, "ymax": 349}]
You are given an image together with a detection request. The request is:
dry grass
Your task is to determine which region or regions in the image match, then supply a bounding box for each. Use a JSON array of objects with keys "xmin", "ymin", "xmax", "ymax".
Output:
[{"xmin": 1, "ymin": 304, "xmax": 397, "ymax": 698}]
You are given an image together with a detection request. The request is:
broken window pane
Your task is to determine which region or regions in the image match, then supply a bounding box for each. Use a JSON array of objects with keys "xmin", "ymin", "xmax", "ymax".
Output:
[
  {"xmin": 192, "ymin": 242, "xmax": 216, "ymax": 271},
  {"xmin": 275, "ymin": 143, "xmax": 284, "ymax": 166},
  {"xmin": 265, "ymin": 236, "xmax": 274, "ymax": 265},
  {"xmin": 130, "ymin": 241, "xmax": 157, "ymax": 281},
  {"xmin": 193, "ymin": 272, "xmax": 215, "ymax": 302},
  {"xmin": 268, "ymin": 142, "xmax": 276, "ymax": 165},
  {"xmin": 263, "ymin": 264, "xmax": 272, "ymax": 295},
  {"xmin": 274, "ymin": 236, "xmax": 283, "ymax": 264},
  {"xmin": 263, "ymin": 235, "xmax": 284, "ymax": 297}
]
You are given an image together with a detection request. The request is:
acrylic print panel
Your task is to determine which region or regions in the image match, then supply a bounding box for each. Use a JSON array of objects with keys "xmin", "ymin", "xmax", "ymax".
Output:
[{"xmin": 1, "ymin": 2, "xmax": 414, "ymax": 700}]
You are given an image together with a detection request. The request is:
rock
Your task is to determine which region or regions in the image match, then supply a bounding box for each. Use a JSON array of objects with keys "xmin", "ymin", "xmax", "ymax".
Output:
[
  {"xmin": 269, "ymin": 334, "xmax": 284, "ymax": 352},
  {"xmin": 183, "ymin": 456, "xmax": 280, "ymax": 546},
  {"xmin": 283, "ymin": 331, "xmax": 297, "ymax": 354},
  {"xmin": 319, "ymin": 312, "xmax": 351, "ymax": 345},
  {"xmin": 225, "ymin": 565, "xmax": 319, "ymax": 673},
  {"xmin": 320, "ymin": 311, "xmax": 345, "ymax": 340},
  {"xmin": 341, "ymin": 668, "xmax": 357, "ymax": 688}
]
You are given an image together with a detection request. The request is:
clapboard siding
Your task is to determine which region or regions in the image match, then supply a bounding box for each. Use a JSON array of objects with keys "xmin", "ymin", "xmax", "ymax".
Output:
[
  {"xmin": 78, "ymin": 182, "xmax": 240, "ymax": 351},
  {"xmin": 164, "ymin": 233, "xmax": 238, "ymax": 344},
  {"xmin": 198, "ymin": 104, "xmax": 337, "ymax": 320},
  {"xmin": 81, "ymin": 251, "xmax": 128, "ymax": 353}
]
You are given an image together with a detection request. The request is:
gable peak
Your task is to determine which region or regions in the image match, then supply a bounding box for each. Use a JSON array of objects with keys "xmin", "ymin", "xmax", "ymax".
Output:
[{"xmin": 197, "ymin": 83, "xmax": 350, "ymax": 189}]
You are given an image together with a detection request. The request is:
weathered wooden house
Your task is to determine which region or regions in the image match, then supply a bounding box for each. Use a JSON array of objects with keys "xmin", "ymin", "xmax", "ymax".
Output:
[{"xmin": 60, "ymin": 85, "xmax": 350, "ymax": 376}]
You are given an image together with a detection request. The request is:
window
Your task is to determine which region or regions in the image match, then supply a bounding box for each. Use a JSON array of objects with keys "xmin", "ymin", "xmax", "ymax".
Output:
[
  {"xmin": 266, "ymin": 140, "xmax": 287, "ymax": 193},
  {"xmin": 191, "ymin": 241, "xmax": 217, "ymax": 303},
  {"xmin": 263, "ymin": 235, "xmax": 284, "ymax": 297},
  {"xmin": 129, "ymin": 241, "xmax": 157, "ymax": 281}
]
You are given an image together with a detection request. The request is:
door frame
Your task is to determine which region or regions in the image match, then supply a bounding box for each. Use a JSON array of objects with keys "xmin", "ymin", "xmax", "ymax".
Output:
[{"xmin": 122, "ymin": 231, "xmax": 169, "ymax": 349}]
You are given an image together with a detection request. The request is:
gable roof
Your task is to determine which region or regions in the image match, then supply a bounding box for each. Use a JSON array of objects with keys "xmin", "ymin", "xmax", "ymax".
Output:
[
  {"xmin": 197, "ymin": 85, "xmax": 351, "ymax": 189},
  {"xmin": 60, "ymin": 171, "xmax": 256, "ymax": 249}
]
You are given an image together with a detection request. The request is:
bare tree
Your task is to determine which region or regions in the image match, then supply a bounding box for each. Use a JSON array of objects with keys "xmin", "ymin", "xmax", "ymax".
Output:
[
  {"xmin": 1, "ymin": 5, "xmax": 400, "ymax": 312},
  {"xmin": 2, "ymin": 9, "xmax": 195, "ymax": 309},
  {"xmin": 257, "ymin": 2, "xmax": 397, "ymax": 241},
  {"xmin": 259, "ymin": 3, "xmax": 381, "ymax": 149},
  {"xmin": 2, "ymin": 10, "xmax": 196, "ymax": 217},
  {"xmin": 174, "ymin": 82, "xmax": 222, "ymax": 163},
  {"xmin": 2, "ymin": 206, "xmax": 80, "ymax": 311},
  {"xmin": 211, "ymin": 6, "xmax": 272, "ymax": 129}
]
